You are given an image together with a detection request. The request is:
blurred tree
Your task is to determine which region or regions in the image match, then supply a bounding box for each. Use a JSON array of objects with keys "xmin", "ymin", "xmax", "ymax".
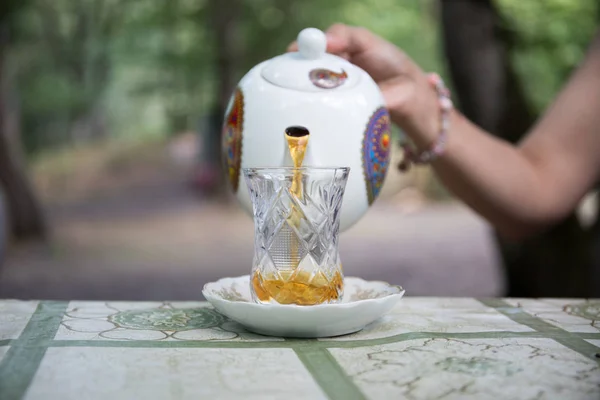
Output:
[
  {"xmin": 497, "ymin": 0, "xmax": 599, "ymax": 113},
  {"xmin": 210, "ymin": 0, "xmax": 241, "ymax": 119},
  {"xmin": 8, "ymin": 0, "xmax": 445, "ymax": 153},
  {"xmin": 0, "ymin": 0, "xmax": 46, "ymax": 239},
  {"xmin": 10, "ymin": 0, "xmax": 129, "ymax": 153},
  {"xmin": 440, "ymin": 0, "xmax": 599, "ymax": 297},
  {"xmin": 121, "ymin": 0, "xmax": 211, "ymax": 134},
  {"xmin": 196, "ymin": 0, "xmax": 243, "ymax": 194},
  {"xmin": 440, "ymin": 0, "xmax": 534, "ymax": 141},
  {"xmin": 37, "ymin": 0, "xmax": 122, "ymax": 144}
]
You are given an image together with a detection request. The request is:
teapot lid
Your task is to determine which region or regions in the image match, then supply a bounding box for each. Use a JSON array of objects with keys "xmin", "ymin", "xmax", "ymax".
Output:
[{"xmin": 261, "ymin": 28, "xmax": 361, "ymax": 92}]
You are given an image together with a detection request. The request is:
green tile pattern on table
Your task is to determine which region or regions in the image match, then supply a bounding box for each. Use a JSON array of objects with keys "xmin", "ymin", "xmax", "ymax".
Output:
[{"xmin": 0, "ymin": 298, "xmax": 598, "ymax": 400}]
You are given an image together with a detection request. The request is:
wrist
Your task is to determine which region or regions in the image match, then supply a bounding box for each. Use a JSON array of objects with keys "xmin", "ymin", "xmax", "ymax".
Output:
[
  {"xmin": 398, "ymin": 73, "xmax": 453, "ymax": 171},
  {"xmin": 387, "ymin": 74, "xmax": 441, "ymax": 149},
  {"xmin": 408, "ymin": 106, "xmax": 443, "ymax": 151}
]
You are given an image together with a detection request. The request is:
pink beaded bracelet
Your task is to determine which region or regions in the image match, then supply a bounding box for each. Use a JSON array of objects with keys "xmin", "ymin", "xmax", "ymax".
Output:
[{"xmin": 398, "ymin": 73, "xmax": 453, "ymax": 172}]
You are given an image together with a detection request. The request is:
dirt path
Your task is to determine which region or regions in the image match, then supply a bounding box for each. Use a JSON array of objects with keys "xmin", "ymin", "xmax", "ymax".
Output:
[
  {"xmin": 0, "ymin": 194, "xmax": 503, "ymax": 300},
  {"xmin": 0, "ymin": 138, "xmax": 504, "ymax": 300}
]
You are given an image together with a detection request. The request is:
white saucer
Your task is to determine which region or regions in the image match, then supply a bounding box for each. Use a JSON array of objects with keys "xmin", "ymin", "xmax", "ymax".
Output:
[{"xmin": 202, "ymin": 275, "xmax": 405, "ymax": 338}]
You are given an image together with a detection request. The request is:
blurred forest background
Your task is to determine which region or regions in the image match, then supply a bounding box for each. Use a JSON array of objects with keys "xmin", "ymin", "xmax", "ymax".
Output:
[{"xmin": 0, "ymin": 0, "xmax": 598, "ymax": 300}]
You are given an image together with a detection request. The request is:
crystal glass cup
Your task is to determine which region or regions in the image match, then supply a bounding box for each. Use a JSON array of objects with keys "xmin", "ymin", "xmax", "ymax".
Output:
[{"xmin": 243, "ymin": 167, "xmax": 350, "ymax": 305}]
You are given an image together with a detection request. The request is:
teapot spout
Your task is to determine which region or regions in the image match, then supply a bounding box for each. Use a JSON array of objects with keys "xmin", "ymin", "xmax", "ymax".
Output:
[
  {"xmin": 285, "ymin": 126, "xmax": 310, "ymax": 138},
  {"xmin": 284, "ymin": 126, "xmax": 311, "ymax": 168}
]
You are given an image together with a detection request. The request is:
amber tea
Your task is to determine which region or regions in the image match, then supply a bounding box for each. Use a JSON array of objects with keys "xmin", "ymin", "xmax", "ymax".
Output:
[{"xmin": 252, "ymin": 270, "xmax": 343, "ymax": 306}]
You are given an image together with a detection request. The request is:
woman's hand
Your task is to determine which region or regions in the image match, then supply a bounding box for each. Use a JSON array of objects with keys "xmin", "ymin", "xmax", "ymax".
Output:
[
  {"xmin": 292, "ymin": 25, "xmax": 600, "ymax": 240},
  {"xmin": 288, "ymin": 24, "xmax": 440, "ymax": 149}
]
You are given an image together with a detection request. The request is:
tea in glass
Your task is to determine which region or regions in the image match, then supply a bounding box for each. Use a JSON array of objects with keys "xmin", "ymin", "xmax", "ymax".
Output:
[{"xmin": 243, "ymin": 166, "xmax": 349, "ymax": 305}]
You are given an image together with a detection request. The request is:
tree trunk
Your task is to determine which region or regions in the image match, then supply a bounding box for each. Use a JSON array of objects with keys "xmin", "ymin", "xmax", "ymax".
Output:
[
  {"xmin": 210, "ymin": 0, "xmax": 241, "ymax": 117},
  {"xmin": 440, "ymin": 0, "xmax": 535, "ymax": 138},
  {"xmin": 440, "ymin": 0, "xmax": 598, "ymax": 297},
  {"xmin": 202, "ymin": 0, "xmax": 242, "ymax": 195},
  {"xmin": 0, "ymin": 22, "xmax": 46, "ymax": 240}
]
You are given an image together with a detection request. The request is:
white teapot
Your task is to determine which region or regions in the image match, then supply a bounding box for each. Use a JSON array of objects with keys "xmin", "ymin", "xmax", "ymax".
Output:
[{"xmin": 221, "ymin": 27, "xmax": 392, "ymax": 231}]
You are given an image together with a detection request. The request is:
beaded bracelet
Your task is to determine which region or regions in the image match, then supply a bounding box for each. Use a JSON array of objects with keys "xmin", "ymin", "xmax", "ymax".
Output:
[{"xmin": 398, "ymin": 73, "xmax": 453, "ymax": 172}]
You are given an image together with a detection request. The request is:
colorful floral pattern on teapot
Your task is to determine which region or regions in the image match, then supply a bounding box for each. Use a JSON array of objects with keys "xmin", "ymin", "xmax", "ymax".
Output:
[
  {"xmin": 222, "ymin": 88, "xmax": 244, "ymax": 193},
  {"xmin": 363, "ymin": 107, "xmax": 392, "ymax": 205}
]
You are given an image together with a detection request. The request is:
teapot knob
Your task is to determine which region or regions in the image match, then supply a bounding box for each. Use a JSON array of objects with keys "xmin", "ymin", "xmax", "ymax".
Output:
[{"xmin": 297, "ymin": 28, "xmax": 326, "ymax": 60}]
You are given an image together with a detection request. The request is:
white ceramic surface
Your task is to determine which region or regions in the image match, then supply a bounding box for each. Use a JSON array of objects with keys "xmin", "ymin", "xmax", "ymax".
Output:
[
  {"xmin": 202, "ymin": 275, "xmax": 405, "ymax": 338},
  {"xmin": 222, "ymin": 27, "xmax": 392, "ymax": 232},
  {"xmin": 260, "ymin": 28, "xmax": 361, "ymax": 92}
]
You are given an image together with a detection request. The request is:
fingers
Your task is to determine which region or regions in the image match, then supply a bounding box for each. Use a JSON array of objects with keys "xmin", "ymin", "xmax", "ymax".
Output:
[
  {"xmin": 378, "ymin": 73, "xmax": 440, "ymax": 146},
  {"xmin": 324, "ymin": 24, "xmax": 376, "ymax": 57},
  {"xmin": 337, "ymin": 52, "xmax": 351, "ymax": 61},
  {"xmin": 287, "ymin": 24, "xmax": 412, "ymax": 83},
  {"xmin": 379, "ymin": 77, "xmax": 416, "ymax": 119}
]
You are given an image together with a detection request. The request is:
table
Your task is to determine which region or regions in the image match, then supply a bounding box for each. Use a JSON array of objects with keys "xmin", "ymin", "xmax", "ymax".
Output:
[{"xmin": 1, "ymin": 298, "xmax": 599, "ymax": 400}]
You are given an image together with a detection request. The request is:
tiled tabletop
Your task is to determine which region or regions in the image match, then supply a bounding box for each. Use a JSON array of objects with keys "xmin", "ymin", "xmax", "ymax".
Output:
[{"xmin": 0, "ymin": 298, "xmax": 599, "ymax": 400}]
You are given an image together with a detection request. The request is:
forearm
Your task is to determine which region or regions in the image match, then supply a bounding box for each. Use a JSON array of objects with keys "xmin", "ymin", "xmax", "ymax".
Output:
[
  {"xmin": 428, "ymin": 111, "xmax": 556, "ymax": 239},
  {"xmin": 393, "ymin": 73, "xmax": 558, "ymax": 239},
  {"xmin": 313, "ymin": 23, "xmax": 600, "ymax": 236},
  {"xmin": 395, "ymin": 33, "xmax": 600, "ymax": 240}
]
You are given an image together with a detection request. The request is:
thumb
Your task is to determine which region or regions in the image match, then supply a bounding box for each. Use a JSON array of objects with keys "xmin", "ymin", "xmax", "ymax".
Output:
[{"xmin": 379, "ymin": 76, "xmax": 417, "ymax": 124}]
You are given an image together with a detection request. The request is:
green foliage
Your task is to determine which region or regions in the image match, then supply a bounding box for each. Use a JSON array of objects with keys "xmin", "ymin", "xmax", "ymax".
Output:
[
  {"xmin": 497, "ymin": 0, "xmax": 599, "ymax": 113},
  {"xmin": 10, "ymin": 0, "xmax": 131, "ymax": 152},
  {"xmin": 8, "ymin": 0, "xmax": 445, "ymax": 155},
  {"xmin": 6, "ymin": 0, "xmax": 598, "ymax": 156}
]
